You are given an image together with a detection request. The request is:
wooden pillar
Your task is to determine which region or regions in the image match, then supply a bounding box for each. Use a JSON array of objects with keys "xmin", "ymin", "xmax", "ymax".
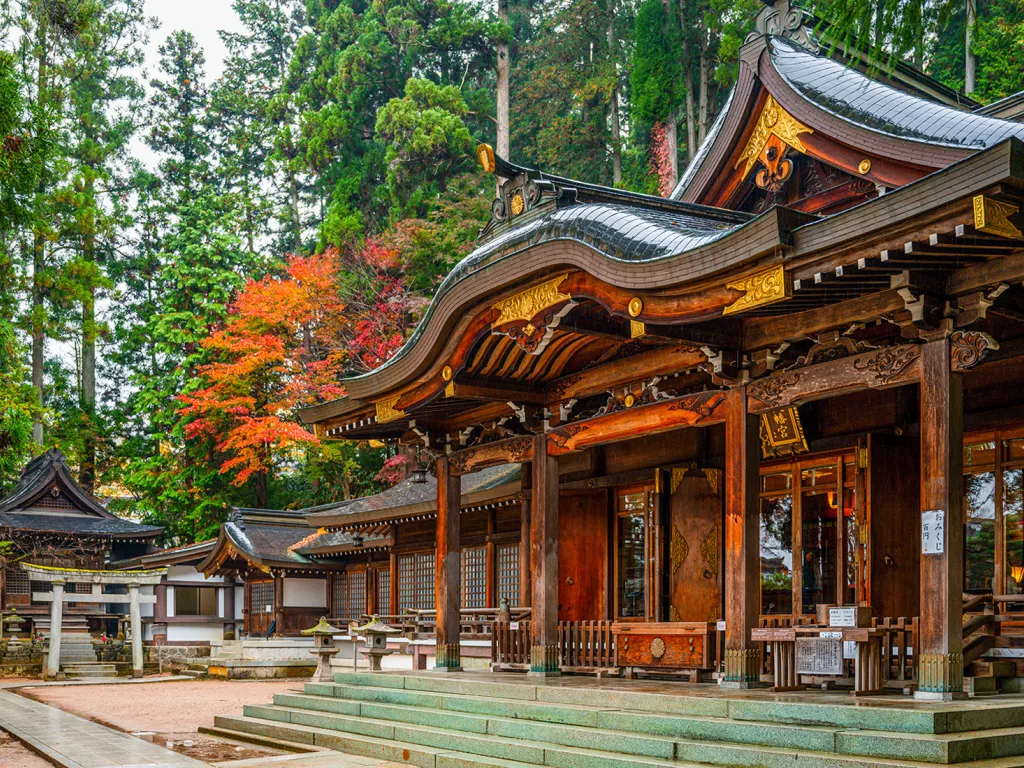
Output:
[
  {"xmin": 723, "ymin": 386, "xmax": 762, "ymax": 687},
  {"xmin": 916, "ymin": 337, "xmax": 966, "ymax": 700},
  {"xmin": 530, "ymin": 432, "xmax": 560, "ymax": 676},
  {"xmin": 155, "ymin": 583, "xmax": 167, "ymax": 620},
  {"xmin": 46, "ymin": 580, "xmax": 64, "ymax": 678},
  {"xmin": 128, "ymin": 582, "xmax": 143, "ymax": 678},
  {"xmin": 273, "ymin": 573, "xmax": 284, "ymax": 637},
  {"xmin": 520, "ymin": 464, "xmax": 532, "ymax": 608},
  {"xmin": 435, "ymin": 454, "xmax": 462, "ymax": 671}
]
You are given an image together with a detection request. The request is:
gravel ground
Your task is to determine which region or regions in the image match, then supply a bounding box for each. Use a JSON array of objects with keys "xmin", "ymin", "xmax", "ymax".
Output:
[
  {"xmin": 19, "ymin": 679, "xmax": 306, "ymax": 763},
  {"xmin": 21, "ymin": 679, "xmax": 302, "ymax": 734},
  {"xmin": 0, "ymin": 731, "xmax": 53, "ymax": 768}
]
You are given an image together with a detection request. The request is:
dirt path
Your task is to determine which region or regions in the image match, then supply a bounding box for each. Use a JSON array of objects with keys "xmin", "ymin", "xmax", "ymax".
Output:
[{"xmin": 0, "ymin": 731, "xmax": 53, "ymax": 768}]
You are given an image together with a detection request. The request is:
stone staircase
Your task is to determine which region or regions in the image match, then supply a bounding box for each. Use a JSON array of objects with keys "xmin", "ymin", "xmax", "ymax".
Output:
[
  {"xmin": 210, "ymin": 671, "xmax": 1024, "ymax": 767},
  {"xmin": 63, "ymin": 662, "xmax": 118, "ymax": 680}
]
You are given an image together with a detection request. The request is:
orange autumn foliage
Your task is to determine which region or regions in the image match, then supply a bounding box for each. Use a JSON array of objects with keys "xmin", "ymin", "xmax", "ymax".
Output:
[{"xmin": 179, "ymin": 249, "xmax": 350, "ymax": 487}]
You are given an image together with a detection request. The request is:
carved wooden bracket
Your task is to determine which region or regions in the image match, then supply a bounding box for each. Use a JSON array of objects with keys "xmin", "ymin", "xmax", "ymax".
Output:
[
  {"xmin": 449, "ymin": 435, "xmax": 534, "ymax": 476},
  {"xmin": 950, "ymin": 330, "xmax": 999, "ymax": 371}
]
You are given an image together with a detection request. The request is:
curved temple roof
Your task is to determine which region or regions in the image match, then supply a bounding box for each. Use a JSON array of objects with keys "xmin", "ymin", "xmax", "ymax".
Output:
[
  {"xmin": 769, "ymin": 37, "xmax": 1024, "ymax": 149},
  {"xmin": 343, "ymin": 201, "xmax": 750, "ymax": 384}
]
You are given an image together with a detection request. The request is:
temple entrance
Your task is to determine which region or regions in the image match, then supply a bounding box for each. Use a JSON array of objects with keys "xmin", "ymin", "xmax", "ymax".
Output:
[
  {"xmin": 558, "ymin": 490, "xmax": 609, "ymax": 622},
  {"xmin": 669, "ymin": 468, "xmax": 723, "ymax": 623}
]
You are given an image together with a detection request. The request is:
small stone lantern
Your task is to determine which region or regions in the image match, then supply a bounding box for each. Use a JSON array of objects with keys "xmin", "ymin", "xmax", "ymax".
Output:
[
  {"xmin": 301, "ymin": 616, "xmax": 342, "ymax": 682},
  {"xmin": 355, "ymin": 615, "xmax": 400, "ymax": 672},
  {"xmin": 3, "ymin": 612, "xmax": 29, "ymax": 661}
]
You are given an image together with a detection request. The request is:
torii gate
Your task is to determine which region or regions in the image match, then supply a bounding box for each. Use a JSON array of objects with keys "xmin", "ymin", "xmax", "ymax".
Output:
[{"xmin": 22, "ymin": 564, "xmax": 167, "ymax": 678}]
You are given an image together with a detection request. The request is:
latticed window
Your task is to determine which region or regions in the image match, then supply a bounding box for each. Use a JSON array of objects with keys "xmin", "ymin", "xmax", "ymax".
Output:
[
  {"xmin": 496, "ymin": 543, "xmax": 520, "ymax": 607},
  {"xmin": 398, "ymin": 552, "xmax": 434, "ymax": 611},
  {"xmin": 461, "ymin": 547, "xmax": 487, "ymax": 608},
  {"xmin": 332, "ymin": 571, "xmax": 366, "ymax": 620},
  {"xmin": 375, "ymin": 568, "xmax": 391, "ymax": 614},
  {"xmin": 5, "ymin": 565, "xmax": 29, "ymax": 595},
  {"xmin": 249, "ymin": 581, "xmax": 274, "ymax": 614}
]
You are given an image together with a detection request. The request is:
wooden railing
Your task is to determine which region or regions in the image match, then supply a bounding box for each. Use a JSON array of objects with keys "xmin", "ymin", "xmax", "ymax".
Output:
[
  {"xmin": 329, "ymin": 607, "xmax": 533, "ymax": 639},
  {"xmin": 492, "ymin": 619, "xmax": 616, "ymax": 670}
]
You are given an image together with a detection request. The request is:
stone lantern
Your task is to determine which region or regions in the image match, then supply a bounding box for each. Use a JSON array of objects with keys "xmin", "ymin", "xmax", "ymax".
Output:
[
  {"xmin": 355, "ymin": 615, "xmax": 400, "ymax": 672},
  {"xmin": 3, "ymin": 612, "xmax": 30, "ymax": 662},
  {"xmin": 301, "ymin": 616, "xmax": 342, "ymax": 682}
]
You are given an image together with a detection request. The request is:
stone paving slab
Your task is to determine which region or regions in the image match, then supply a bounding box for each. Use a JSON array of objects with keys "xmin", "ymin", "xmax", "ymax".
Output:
[{"xmin": 0, "ymin": 689, "xmax": 206, "ymax": 768}]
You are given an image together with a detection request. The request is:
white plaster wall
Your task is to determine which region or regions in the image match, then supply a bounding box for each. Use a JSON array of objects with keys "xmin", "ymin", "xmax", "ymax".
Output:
[
  {"xmin": 167, "ymin": 565, "xmax": 225, "ymax": 583},
  {"xmin": 234, "ymin": 587, "xmax": 244, "ymax": 620},
  {"xmin": 167, "ymin": 624, "xmax": 225, "ymax": 643},
  {"xmin": 166, "ymin": 586, "xmax": 176, "ymax": 618},
  {"xmin": 283, "ymin": 577, "xmax": 327, "ymax": 608}
]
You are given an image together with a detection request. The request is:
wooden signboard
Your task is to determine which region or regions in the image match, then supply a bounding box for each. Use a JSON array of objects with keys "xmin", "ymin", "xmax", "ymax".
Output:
[{"xmin": 796, "ymin": 637, "xmax": 843, "ymax": 675}]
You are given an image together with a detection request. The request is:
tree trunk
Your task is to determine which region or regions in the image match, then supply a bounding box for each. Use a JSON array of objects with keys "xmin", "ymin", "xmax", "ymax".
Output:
[
  {"xmin": 607, "ymin": 13, "xmax": 622, "ymax": 186},
  {"xmin": 662, "ymin": 0, "xmax": 680, "ymax": 187},
  {"xmin": 289, "ymin": 171, "xmax": 302, "ymax": 256},
  {"xmin": 698, "ymin": 27, "xmax": 709, "ymax": 145},
  {"xmin": 496, "ymin": 0, "xmax": 510, "ymax": 161},
  {"xmin": 30, "ymin": 16, "xmax": 49, "ymax": 446},
  {"xmin": 965, "ymin": 0, "xmax": 977, "ymax": 94},
  {"xmin": 81, "ymin": 221, "xmax": 97, "ymax": 492},
  {"xmin": 682, "ymin": 22, "xmax": 697, "ymax": 161}
]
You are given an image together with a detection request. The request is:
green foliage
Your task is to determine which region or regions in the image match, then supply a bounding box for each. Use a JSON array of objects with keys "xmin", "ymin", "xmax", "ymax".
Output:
[
  {"xmin": 630, "ymin": 0, "xmax": 684, "ymax": 124},
  {"xmin": 0, "ymin": 323, "xmax": 36, "ymax": 492}
]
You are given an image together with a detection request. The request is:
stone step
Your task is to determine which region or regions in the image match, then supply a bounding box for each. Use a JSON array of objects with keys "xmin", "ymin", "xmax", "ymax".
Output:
[
  {"xmin": 325, "ymin": 672, "xmax": 1024, "ymax": 736},
  {"xmin": 214, "ymin": 714, "xmax": 1024, "ymax": 768},
  {"xmin": 247, "ymin": 696, "xmax": 1024, "ymax": 766}
]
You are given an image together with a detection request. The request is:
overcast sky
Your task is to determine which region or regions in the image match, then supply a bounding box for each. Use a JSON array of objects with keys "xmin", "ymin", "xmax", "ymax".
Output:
[{"xmin": 144, "ymin": 0, "xmax": 242, "ymax": 83}]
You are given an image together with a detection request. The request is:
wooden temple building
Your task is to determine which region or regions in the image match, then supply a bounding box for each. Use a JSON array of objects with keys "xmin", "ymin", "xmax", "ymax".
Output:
[
  {"xmin": 279, "ymin": 0, "xmax": 1024, "ymax": 700},
  {"xmin": 0, "ymin": 449, "xmax": 162, "ymax": 635}
]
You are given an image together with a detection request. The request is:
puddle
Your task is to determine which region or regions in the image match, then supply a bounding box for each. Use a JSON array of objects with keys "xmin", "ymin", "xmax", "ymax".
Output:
[{"xmin": 154, "ymin": 731, "xmax": 284, "ymax": 762}]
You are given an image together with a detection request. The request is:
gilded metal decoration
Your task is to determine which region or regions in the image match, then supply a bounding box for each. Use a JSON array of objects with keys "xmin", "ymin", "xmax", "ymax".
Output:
[
  {"xmin": 444, "ymin": 381, "xmax": 456, "ymax": 398},
  {"xmin": 669, "ymin": 604, "xmax": 682, "ymax": 622},
  {"xmin": 973, "ymin": 195, "xmax": 1022, "ymax": 239},
  {"xmin": 491, "ymin": 273, "xmax": 576, "ymax": 354},
  {"xmin": 759, "ymin": 406, "xmax": 809, "ymax": 459},
  {"xmin": 748, "ymin": 373, "xmax": 802, "ymax": 408},
  {"xmin": 627, "ymin": 296, "xmax": 644, "ymax": 317},
  {"xmin": 735, "ymin": 96, "xmax": 813, "ymax": 180},
  {"xmin": 670, "ymin": 468, "xmax": 687, "ymax": 495},
  {"xmin": 375, "ymin": 396, "xmax": 405, "ymax": 424},
  {"xmin": 858, "ymin": 158, "xmax": 872, "ymax": 174},
  {"xmin": 598, "ymin": 380, "xmax": 669, "ymax": 416},
  {"xmin": 476, "ymin": 143, "xmax": 496, "ymax": 173},
  {"xmin": 950, "ymin": 330, "xmax": 998, "ymax": 371},
  {"xmin": 624, "ymin": 393, "xmax": 636, "ymax": 408},
  {"xmin": 630, "ymin": 320, "xmax": 646, "ymax": 338},
  {"xmin": 441, "ymin": 365, "xmax": 454, "ymax": 382},
  {"xmin": 703, "ymin": 468, "xmax": 721, "ymax": 495},
  {"xmin": 700, "ymin": 525, "xmax": 719, "ymax": 577},
  {"xmin": 492, "ymin": 274, "xmax": 572, "ymax": 327},
  {"xmin": 853, "ymin": 345, "xmax": 919, "ymax": 385},
  {"xmin": 650, "ymin": 637, "xmax": 667, "ymax": 660},
  {"xmin": 722, "ymin": 264, "xmax": 791, "ymax": 316},
  {"xmin": 671, "ymin": 526, "xmax": 688, "ymax": 574},
  {"xmin": 510, "ymin": 192, "xmax": 525, "ymax": 216}
]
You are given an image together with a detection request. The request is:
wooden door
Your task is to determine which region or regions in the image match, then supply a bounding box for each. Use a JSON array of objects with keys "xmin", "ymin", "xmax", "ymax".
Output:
[
  {"xmin": 668, "ymin": 468, "xmax": 723, "ymax": 622},
  {"xmin": 558, "ymin": 490, "xmax": 608, "ymax": 621}
]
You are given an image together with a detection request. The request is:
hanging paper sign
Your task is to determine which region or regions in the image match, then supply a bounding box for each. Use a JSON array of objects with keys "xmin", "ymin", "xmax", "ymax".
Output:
[
  {"xmin": 843, "ymin": 641, "xmax": 857, "ymax": 660},
  {"xmin": 796, "ymin": 637, "xmax": 842, "ymax": 675},
  {"xmin": 509, "ymin": 622, "xmax": 519, "ymax": 630},
  {"xmin": 922, "ymin": 510, "xmax": 945, "ymax": 555},
  {"xmin": 716, "ymin": 620, "xmax": 726, "ymax": 631}
]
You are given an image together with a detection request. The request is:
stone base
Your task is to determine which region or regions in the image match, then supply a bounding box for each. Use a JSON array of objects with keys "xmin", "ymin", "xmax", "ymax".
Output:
[
  {"xmin": 432, "ymin": 664, "xmax": 464, "ymax": 673},
  {"xmin": 132, "ymin": 669, "xmax": 143, "ymax": 678},
  {"xmin": 527, "ymin": 669, "xmax": 561, "ymax": 678},
  {"xmin": 720, "ymin": 679, "xmax": 767, "ymax": 689},
  {"xmin": 914, "ymin": 690, "xmax": 968, "ymax": 701}
]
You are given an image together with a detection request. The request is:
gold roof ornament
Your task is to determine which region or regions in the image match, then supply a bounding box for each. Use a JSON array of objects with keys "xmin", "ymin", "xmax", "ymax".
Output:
[
  {"xmin": 477, "ymin": 143, "xmax": 496, "ymax": 174},
  {"xmin": 301, "ymin": 616, "xmax": 344, "ymax": 636},
  {"xmin": 722, "ymin": 264, "xmax": 791, "ymax": 315},
  {"xmin": 735, "ymin": 95, "xmax": 813, "ymax": 180},
  {"xmin": 375, "ymin": 396, "xmax": 406, "ymax": 424}
]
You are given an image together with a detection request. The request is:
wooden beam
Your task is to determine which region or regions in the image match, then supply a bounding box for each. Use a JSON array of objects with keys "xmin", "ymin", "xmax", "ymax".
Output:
[
  {"xmin": 450, "ymin": 435, "xmax": 534, "ymax": 477},
  {"xmin": 545, "ymin": 344, "xmax": 707, "ymax": 403},
  {"xmin": 444, "ymin": 379, "xmax": 545, "ymax": 405},
  {"xmin": 530, "ymin": 432, "xmax": 560, "ymax": 675},
  {"xmin": 915, "ymin": 337, "xmax": 965, "ymax": 700},
  {"xmin": 546, "ymin": 391, "xmax": 728, "ymax": 455},
  {"xmin": 435, "ymin": 455, "xmax": 462, "ymax": 670},
  {"xmin": 946, "ymin": 251, "xmax": 1024, "ymax": 297},
  {"xmin": 746, "ymin": 344, "xmax": 922, "ymax": 413},
  {"xmin": 722, "ymin": 386, "xmax": 761, "ymax": 687},
  {"xmin": 742, "ymin": 289, "xmax": 907, "ymax": 351}
]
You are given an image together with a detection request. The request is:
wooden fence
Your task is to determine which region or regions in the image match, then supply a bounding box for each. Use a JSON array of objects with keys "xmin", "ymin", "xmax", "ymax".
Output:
[{"xmin": 492, "ymin": 619, "xmax": 616, "ymax": 670}]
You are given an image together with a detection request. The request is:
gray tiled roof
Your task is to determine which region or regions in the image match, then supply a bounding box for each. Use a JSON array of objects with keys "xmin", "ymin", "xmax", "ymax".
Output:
[
  {"xmin": 770, "ymin": 37, "xmax": 1024, "ymax": 148},
  {"xmin": 0, "ymin": 512, "xmax": 162, "ymax": 537},
  {"xmin": 223, "ymin": 520, "xmax": 314, "ymax": 565}
]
